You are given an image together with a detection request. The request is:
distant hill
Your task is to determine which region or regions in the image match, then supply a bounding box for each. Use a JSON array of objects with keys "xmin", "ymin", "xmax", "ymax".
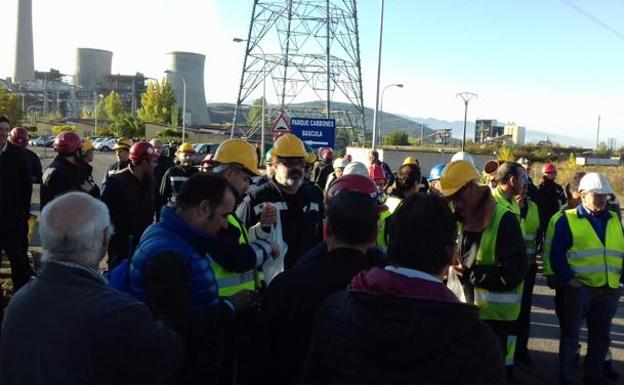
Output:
[{"xmin": 207, "ymin": 102, "xmax": 591, "ymax": 147}]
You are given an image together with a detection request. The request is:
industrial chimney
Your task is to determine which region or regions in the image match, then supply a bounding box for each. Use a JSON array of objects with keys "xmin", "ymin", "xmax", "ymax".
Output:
[
  {"xmin": 166, "ymin": 52, "xmax": 210, "ymax": 125},
  {"xmin": 14, "ymin": 0, "xmax": 35, "ymax": 83}
]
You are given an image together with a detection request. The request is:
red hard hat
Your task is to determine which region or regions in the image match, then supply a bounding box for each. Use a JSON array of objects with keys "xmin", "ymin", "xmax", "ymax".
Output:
[
  {"xmin": 542, "ymin": 163, "xmax": 557, "ymax": 174},
  {"xmin": 129, "ymin": 141, "xmax": 159, "ymax": 163},
  {"xmin": 53, "ymin": 131, "xmax": 81, "ymax": 155},
  {"xmin": 321, "ymin": 147, "xmax": 333, "ymax": 161},
  {"xmin": 368, "ymin": 164, "xmax": 385, "ymax": 181},
  {"xmin": 326, "ymin": 174, "xmax": 386, "ymax": 212},
  {"xmin": 9, "ymin": 127, "xmax": 29, "ymax": 148}
]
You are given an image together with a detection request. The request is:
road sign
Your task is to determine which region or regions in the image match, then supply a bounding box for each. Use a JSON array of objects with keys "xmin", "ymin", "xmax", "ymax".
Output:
[
  {"xmin": 291, "ymin": 117, "xmax": 336, "ymax": 149},
  {"xmin": 271, "ymin": 111, "xmax": 291, "ymax": 134}
]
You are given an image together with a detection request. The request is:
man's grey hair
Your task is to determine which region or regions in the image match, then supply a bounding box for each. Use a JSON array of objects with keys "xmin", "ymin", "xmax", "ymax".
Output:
[{"xmin": 39, "ymin": 192, "xmax": 113, "ymax": 267}]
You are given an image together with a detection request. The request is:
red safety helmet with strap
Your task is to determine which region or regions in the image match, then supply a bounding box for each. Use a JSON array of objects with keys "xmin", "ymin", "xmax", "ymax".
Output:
[
  {"xmin": 541, "ymin": 163, "xmax": 556, "ymax": 174},
  {"xmin": 9, "ymin": 127, "xmax": 29, "ymax": 148},
  {"xmin": 129, "ymin": 141, "xmax": 159, "ymax": 164},
  {"xmin": 326, "ymin": 174, "xmax": 386, "ymax": 213},
  {"xmin": 53, "ymin": 131, "xmax": 82, "ymax": 155}
]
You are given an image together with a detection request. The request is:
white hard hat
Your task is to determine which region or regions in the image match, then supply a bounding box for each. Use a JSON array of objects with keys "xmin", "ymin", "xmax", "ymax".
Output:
[
  {"xmin": 451, "ymin": 151, "xmax": 475, "ymax": 165},
  {"xmin": 333, "ymin": 157, "xmax": 349, "ymax": 169},
  {"xmin": 517, "ymin": 157, "xmax": 530, "ymax": 165},
  {"xmin": 343, "ymin": 161, "xmax": 369, "ymax": 177},
  {"xmin": 579, "ymin": 173, "xmax": 613, "ymax": 194}
]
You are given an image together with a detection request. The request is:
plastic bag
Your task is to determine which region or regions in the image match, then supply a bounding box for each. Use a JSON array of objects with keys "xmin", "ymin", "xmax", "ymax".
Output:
[
  {"xmin": 261, "ymin": 206, "xmax": 288, "ymax": 285},
  {"xmin": 446, "ymin": 266, "xmax": 466, "ymax": 303}
]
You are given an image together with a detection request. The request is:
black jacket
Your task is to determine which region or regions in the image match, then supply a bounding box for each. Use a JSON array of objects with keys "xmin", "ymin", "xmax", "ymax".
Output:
[
  {"xmin": 41, "ymin": 156, "xmax": 87, "ymax": 209},
  {"xmin": 311, "ymin": 160, "xmax": 333, "ymax": 189},
  {"xmin": 535, "ymin": 178, "xmax": 566, "ymax": 230},
  {"xmin": 25, "ymin": 148, "xmax": 42, "ymax": 184},
  {"xmin": 159, "ymin": 165, "xmax": 198, "ymax": 208},
  {"xmin": 262, "ymin": 247, "xmax": 386, "ymax": 385},
  {"xmin": 101, "ymin": 168, "xmax": 155, "ymax": 261},
  {"xmin": 303, "ymin": 269, "xmax": 505, "ymax": 385},
  {"xmin": 102, "ymin": 159, "xmax": 130, "ymax": 187},
  {"xmin": 0, "ymin": 261, "xmax": 182, "ymax": 385},
  {"xmin": 237, "ymin": 178, "xmax": 324, "ymax": 269},
  {"xmin": 0, "ymin": 142, "xmax": 31, "ymax": 224}
]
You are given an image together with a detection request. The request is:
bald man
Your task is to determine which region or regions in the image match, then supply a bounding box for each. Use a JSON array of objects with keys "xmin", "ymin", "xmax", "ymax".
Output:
[{"xmin": 0, "ymin": 192, "xmax": 182, "ymax": 385}]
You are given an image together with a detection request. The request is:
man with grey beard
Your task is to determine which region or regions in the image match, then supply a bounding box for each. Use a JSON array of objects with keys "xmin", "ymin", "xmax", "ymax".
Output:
[{"xmin": 237, "ymin": 134, "xmax": 324, "ymax": 269}]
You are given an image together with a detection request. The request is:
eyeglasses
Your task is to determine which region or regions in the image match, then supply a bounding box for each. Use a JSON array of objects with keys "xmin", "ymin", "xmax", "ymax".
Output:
[{"xmin": 276, "ymin": 157, "xmax": 306, "ymax": 167}]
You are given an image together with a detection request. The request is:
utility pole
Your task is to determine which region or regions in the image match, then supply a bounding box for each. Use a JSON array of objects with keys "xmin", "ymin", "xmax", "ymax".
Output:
[
  {"xmin": 596, "ymin": 115, "xmax": 601, "ymax": 150},
  {"xmin": 371, "ymin": 0, "xmax": 385, "ymax": 150},
  {"xmin": 457, "ymin": 92, "xmax": 477, "ymax": 151}
]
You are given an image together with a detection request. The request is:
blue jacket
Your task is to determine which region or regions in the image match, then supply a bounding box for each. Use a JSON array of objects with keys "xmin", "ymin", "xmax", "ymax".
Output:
[
  {"xmin": 130, "ymin": 205, "xmax": 221, "ymax": 314},
  {"xmin": 550, "ymin": 204, "xmax": 613, "ymax": 283}
]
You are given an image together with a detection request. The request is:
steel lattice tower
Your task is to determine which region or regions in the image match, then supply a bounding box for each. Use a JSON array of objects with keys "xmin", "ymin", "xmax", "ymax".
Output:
[{"xmin": 232, "ymin": 0, "xmax": 365, "ymax": 143}]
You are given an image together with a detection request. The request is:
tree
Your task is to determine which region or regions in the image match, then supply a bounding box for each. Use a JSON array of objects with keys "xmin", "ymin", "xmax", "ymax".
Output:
[
  {"xmin": 138, "ymin": 79, "xmax": 176, "ymax": 124},
  {"xmin": 51, "ymin": 124, "xmax": 75, "ymax": 135},
  {"xmin": 384, "ymin": 131, "xmax": 409, "ymax": 146},
  {"xmin": 497, "ymin": 146, "xmax": 514, "ymax": 162},
  {"xmin": 105, "ymin": 91, "xmax": 124, "ymax": 121},
  {"xmin": 96, "ymin": 98, "xmax": 108, "ymax": 120},
  {"xmin": 0, "ymin": 88, "xmax": 23, "ymax": 123},
  {"xmin": 247, "ymin": 97, "xmax": 269, "ymax": 128},
  {"xmin": 81, "ymin": 105, "xmax": 92, "ymax": 119},
  {"xmin": 566, "ymin": 153, "xmax": 579, "ymax": 171},
  {"xmin": 115, "ymin": 116, "xmax": 145, "ymax": 138}
]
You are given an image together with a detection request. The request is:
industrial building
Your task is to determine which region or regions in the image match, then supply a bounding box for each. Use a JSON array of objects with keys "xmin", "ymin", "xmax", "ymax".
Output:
[
  {"xmin": 503, "ymin": 122, "xmax": 526, "ymax": 145},
  {"xmin": 166, "ymin": 51, "xmax": 210, "ymax": 125},
  {"xmin": 474, "ymin": 119, "xmax": 505, "ymax": 143}
]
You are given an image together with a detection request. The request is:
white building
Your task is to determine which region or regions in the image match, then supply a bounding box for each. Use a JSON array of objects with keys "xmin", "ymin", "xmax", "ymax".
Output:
[{"xmin": 504, "ymin": 122, "xmax": 526, "ymax": 145}]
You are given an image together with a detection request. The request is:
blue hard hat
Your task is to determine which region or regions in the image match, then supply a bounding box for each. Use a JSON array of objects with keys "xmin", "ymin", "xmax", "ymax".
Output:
[{"xmin": 428, "ymin": 163, "xmax": 446, "ymax": 182}]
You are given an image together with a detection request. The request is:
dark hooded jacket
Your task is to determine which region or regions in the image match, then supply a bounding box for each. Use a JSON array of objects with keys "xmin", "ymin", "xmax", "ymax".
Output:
[{"xmin": 303, "ymin": 267, "xmax": 505, "ymax": 385}]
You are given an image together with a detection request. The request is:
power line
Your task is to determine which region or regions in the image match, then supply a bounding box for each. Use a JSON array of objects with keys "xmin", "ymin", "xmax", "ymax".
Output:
[{"xmin": 562, "ymin": 0, "xmax": 624, "ymax": 42}]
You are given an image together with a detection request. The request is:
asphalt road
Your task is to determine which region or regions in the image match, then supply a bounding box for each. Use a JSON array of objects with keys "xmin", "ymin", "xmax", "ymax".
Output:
[{"xmin": 22, "ymin": 147, "xmax": 624, "ymax": 383}]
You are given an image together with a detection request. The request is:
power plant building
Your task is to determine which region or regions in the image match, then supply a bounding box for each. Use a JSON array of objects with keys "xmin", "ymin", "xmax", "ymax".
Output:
[
  {"xmin": 14, "ymin": 0, "xmax": 35, "ymax": 82},
  {"xmin": 504, "ymin": 123, "xmax": 526, "ymax": 145},
  {"xmin": 166, "ymin": 51, "xmax": 210, "ymax": 125},
  {"xmin": 74, "ymin": 48, "xmax": 113, "ymax": 91}
]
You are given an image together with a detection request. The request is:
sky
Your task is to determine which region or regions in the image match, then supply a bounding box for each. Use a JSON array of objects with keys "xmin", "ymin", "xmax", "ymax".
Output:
[{"xmin": 1, "ymin": 0, "xmax": 624, "ymax": 144}]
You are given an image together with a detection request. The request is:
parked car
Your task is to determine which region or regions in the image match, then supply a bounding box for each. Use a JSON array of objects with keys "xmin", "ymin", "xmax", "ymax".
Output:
[
  {"xmin": 94, "ymin": 137, "xmax": 117, "ymax": 152},
  {"xmin": 30, "ymin": 135, "xmax": 54, "ymax": 147},
  {"xmin": 191, "ymin": 143, "xmax": 218, "ymax": 164}
]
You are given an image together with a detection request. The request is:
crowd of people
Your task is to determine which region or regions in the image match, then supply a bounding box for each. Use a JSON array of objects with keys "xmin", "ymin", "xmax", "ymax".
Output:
[{"xmin": 0, "ymin": 112, "xmax": 622, "ymax": 385}]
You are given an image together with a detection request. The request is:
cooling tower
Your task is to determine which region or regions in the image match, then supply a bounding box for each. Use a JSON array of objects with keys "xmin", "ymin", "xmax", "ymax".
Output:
[
  {"xmin": 75, "ymin": 48, "xmax": 113, "ymax": 90},
  {"xmin": 14, "ymin": 0, "xmax": 35, "ymax": 83},
  {"xmin": 166, "ymin": 52, "xmax": 210, "ymax": 125}
]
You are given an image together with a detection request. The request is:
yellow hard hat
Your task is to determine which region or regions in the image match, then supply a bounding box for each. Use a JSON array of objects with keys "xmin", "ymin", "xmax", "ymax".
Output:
[
  {"xmin": 114, "ymin": 138, "xmax": 132, "ymax": 150},
  {"xmin": 82, "ymin": 139, "xmax": 95, "ymax": 152},
  {"xmin": 272, "ymin": 134, "xmax": 307, "ymax": 158},
  {"xmin": 306, "ymin": 151, "xmax": 318, "ymax": 165},
  {"xmin": 177, "ymin": 142, "xmax": 195, "ymax": 154},
  {"xmin": 212, "ymin": 139, "xmax": 260, "ymax": 175},
  {"xmin": 403, "ymin": 156, "xmax": 418, "ymax": 165},
  {"xmin": 439, "ymin": 160, "xmax": 480, "ymax": 197}
]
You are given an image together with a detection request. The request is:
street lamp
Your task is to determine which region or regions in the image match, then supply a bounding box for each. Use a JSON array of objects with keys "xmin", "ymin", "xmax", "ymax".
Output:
[
  {"xmin": 165, "ymin": 70, "xmax": 187, "ymax": 142},
  {"xmin": 456, "ymin": 91, "xmax": 477, "ymax": 151},
  {"xmin": 94, "ymin": 92, "xmax": 104, "ymax": 136},
  {"xmin": 234, "ymin": 37, "xmax": 267, "ymax": 163},
  {"xmin": 379, "ymin": 83, "xmax": 403, "ymax": 146}
]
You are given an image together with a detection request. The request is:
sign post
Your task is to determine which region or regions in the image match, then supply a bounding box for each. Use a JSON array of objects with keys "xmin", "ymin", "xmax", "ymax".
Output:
[{"xmin": 290, "ymin": 117, "xmax": 336, "ymax": 149}]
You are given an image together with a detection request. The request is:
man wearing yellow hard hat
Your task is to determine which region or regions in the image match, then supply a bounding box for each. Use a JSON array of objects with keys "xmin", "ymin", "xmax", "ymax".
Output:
[
  {"xmin": 439, "ymin": 160, "xmax": 527, "ymax": 384},
  {"xmin": 237, "ymin": 133, "xmax": 324, "ymax": 269},
  {"xmin": 158, "ymin": 142, "xmax": 198, "ymax": 213},
  {"xmin": 102, "ymin": 137, "xmax": 132, "ymax": 187}
]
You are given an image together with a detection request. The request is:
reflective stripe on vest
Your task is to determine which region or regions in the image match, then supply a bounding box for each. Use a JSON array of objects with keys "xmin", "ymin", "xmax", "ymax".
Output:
[
  {"xmin": 564, "ymin": 209, "xmax": 624, "ymax": 289},
  {"xmin": 520, "ymin": 200, "xmax": 540, "ymax": 262},
  {"xmin": 211, "ymin": 214, "xmax": 256, "ymax": 296},
  {"xmin": 542, "ymin": 211, "xmax": 564, "ymax": 276},
  {"xmin": 474, "ymin": 201, "xmax": 524, "ymax": 321}
]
